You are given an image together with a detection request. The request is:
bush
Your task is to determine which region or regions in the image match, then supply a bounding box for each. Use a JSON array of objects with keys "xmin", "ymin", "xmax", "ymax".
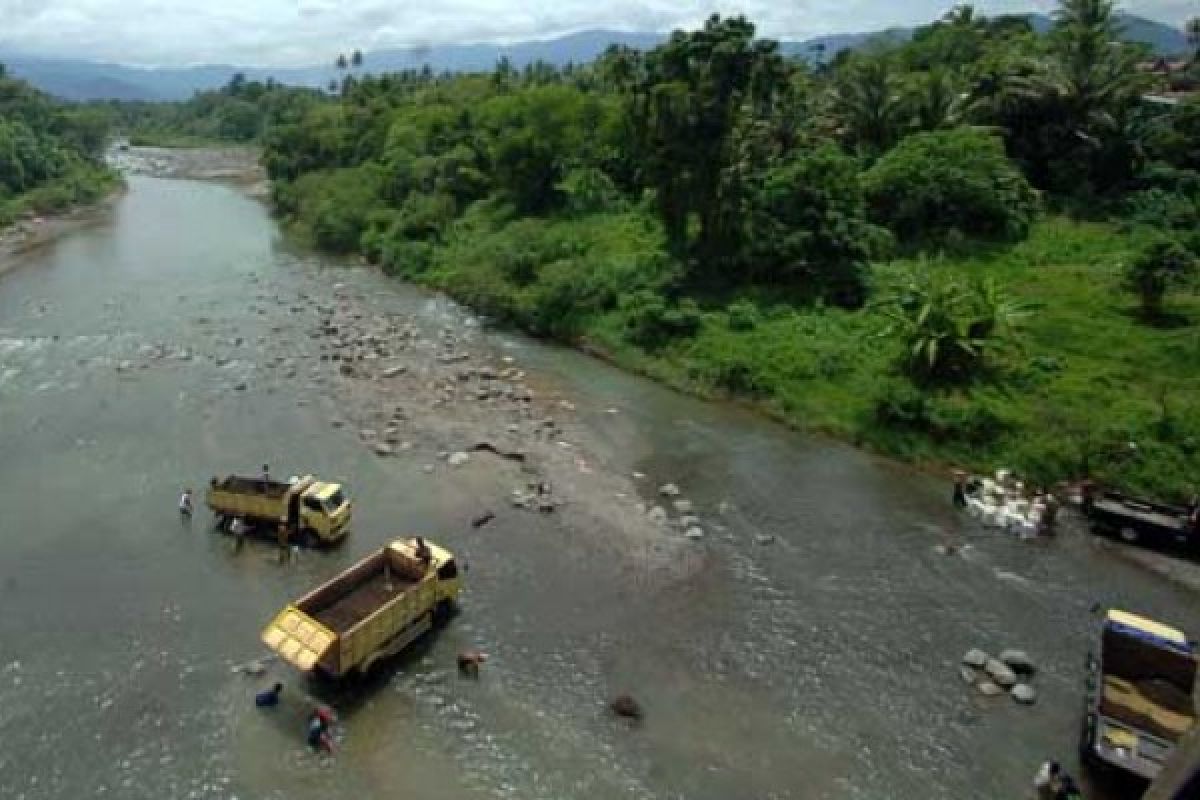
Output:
[
  {"xmin": 726, "ymin": 300, "xmax": 760, "ymax": 332},
  {"xmin": 1122, "ymin": 188, "xmax": 1200, "ymax": 232},
  {"xmin": 743, "ymin": 145, "xmax": 879, "ymax": 307},
  {"xmin": 621, "ymin": 291, "xmax": 702, "ymax": 350},
  {"xmin": 863, "ymin": 128, "xmax": 1039, "ymax": 245},
  {"xmin": 1124, "ymin": 237, "xmax": 1197, "ymax": 318}
]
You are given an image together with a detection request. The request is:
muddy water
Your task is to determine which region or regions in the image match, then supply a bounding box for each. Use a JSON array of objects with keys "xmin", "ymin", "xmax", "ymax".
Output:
[{"xmin": 1, "ymin": 175, "xmax": 1196, "ymax": 800}]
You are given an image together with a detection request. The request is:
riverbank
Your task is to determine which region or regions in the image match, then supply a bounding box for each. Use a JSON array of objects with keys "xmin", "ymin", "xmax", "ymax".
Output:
[
  {"xmin": 356, "ymin": 207, "xmax": 1195, "ymax": 503},
  {"xmin": 0, "ymin": 183, "xmax": 125, "ymax": 278}
]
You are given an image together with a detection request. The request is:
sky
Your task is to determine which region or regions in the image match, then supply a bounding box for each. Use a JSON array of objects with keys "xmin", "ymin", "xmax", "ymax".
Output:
[{"xmin": 0, "ymin": 0, "xmax": 1193, "ymax": 67}]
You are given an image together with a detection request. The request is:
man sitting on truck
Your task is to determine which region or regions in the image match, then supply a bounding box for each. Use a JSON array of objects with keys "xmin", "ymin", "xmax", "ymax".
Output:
[{"xmin": 414, "ymin": 536, "xmax": 432, "ymax": 566}]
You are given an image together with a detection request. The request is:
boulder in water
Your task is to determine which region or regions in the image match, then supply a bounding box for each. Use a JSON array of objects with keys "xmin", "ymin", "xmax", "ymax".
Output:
[
  {"xmin": 999, "ymin": 649, "xmax": 1036, "ymax": 678},
  {"xmin": 610, "ymin": 693, "xmax": 643, "ymax": 720},
  {"xmin": 984, "ymin": 658, "xmax": 1017, "ymax": 688},
  {"xmin": 959, "ymin": 666, "xmax": 978, "ymax": 685},
  {"xmin": 976, "ymin": 680, "xmax": 1004, "ymax": 697},
  {"xmin": 962, "ymin": 649, "xmax": 989, "ymax": 669},
  {"xmin": 1011, "ymin": 684, "xmax": 1037, "ymax": 705},
  {"xmin": 659, "ymin": 483, "xmax": 680, "ymax": 497}
]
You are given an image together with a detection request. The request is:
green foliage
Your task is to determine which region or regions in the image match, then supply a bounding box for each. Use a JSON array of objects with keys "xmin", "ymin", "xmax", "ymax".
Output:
[
  {"xmin": 0, "ymin": 73, "xmax": 117, "ymax": 225},
  {"xmin": 291, "ymin": 166, "xmax": 384, "ymax": 252},
  {"xmin": 1124, "ymin": 237, "xmax": 1197, "ymax": 318},
  {"xmin": 863, "ymin": 128, "xmax": 1039, "ymax": 245},
  {"xmin": 621, "ymin": 291, "xmax": 702, "ymax": 350},
  {"xmin": 743, "ymin": 145, "xmax": 882, "ymax": 305},
  {"xmin": 878, "ymin": 268, "xmax": 1033, "ymax": 383}
]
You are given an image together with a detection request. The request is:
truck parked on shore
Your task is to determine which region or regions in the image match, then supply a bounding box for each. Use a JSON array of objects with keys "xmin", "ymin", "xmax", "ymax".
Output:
[
  {"xmin": 1081, "ymin": 609, "xmax": 1198, "ymax": 782},
  {"xmin": 205, "ymin": 474, "xmax": 351, "ymax": 545},
  {"xmin": 261, "ymin": 537, "xmax": 461, "ymax": 678},
  {"xmin": 1082, "ymin": 484, "xmax": 1198, "ymax": 554}
]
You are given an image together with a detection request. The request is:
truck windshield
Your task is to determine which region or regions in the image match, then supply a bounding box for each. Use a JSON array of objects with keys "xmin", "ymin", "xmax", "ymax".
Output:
[{"xmin": 323, "ymin": 489, "xmax": 346, "ymax": 512}]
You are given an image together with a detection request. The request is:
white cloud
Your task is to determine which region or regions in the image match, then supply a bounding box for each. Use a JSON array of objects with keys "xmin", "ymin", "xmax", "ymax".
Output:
[{"xmin": 0, "ymin": 0, "xmax": 1190, "ymax": 66}]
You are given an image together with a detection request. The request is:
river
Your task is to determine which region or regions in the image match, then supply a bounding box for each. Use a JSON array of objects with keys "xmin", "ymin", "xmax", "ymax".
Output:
[{"xmin": 1, "ymin": 171, "xmax": 1196, "ymax": 800}]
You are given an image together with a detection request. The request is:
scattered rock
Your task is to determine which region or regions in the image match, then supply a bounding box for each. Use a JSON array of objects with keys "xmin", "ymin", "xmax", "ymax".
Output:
[
  {"xmin": 959, "ymin": 666, "xmax": 977, "ymax": 685},
  {"xmin": 447, "ymin": 451, "xmax": 470, "ymax": 467},
  {"xmin": 610, "ymin": 694, "xmax": 643, "ymax": 720},
  {"xmin": 659, "ymin": 483, "xmax": 681, "ymax": 497},
  {"xmin": 470, "ymin": 441, "xmax": 526, "ymax": 462},
  {"xmin": 977, "ymin": 681, "xmax": 1004, "ymax": 697},
  {"xmin": 1011, "ymin": 684, "xmax": 1037, "ymax": 705},
  {"xmin": 646, "ymin": 506, "xmax": 668, "ymax": 525},
  {"xmin": 383, "ymin": 365, "xmax": 407, "ymax": 378},
  {"xmin": 373, "ymin": 443, "xmax": 395, "ymax": 457},
  {"xmin": 984, "ymin": 658, "xmax": 1017, "ymax": 688},
  {"xmin": 678, "ymin": 515, "xmax": 701, "ymax": 529},
  {"xmin": 962, "ymin": 649, "xmax": 989, "ymax": 669},
  {"xmin": 754, "ymin": 533, "xmax": 776, "ymax": 546},
  {"xmin": 232, "ymin": 382, "xmax": 247, "ymax": 391},
  {"xmin": 999, "ymin": 649, "xmax": 1036, "ymax": 678},
  {"xmin": 684, "ymin": 527, "xmax": 705, "ymax": 540},
  {"xmin": 673, "ymin": 499, "xmax": 694, "ymax": 514}
]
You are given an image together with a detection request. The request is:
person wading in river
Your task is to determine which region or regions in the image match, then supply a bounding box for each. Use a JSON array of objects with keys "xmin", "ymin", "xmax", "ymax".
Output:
[
  {"xmin": 179, "ymin": 488, "xmax": 194, "ymax": 517},
  {"xmin": 952, "ymin": 471, "xmax": 968, "ymax": 509}
]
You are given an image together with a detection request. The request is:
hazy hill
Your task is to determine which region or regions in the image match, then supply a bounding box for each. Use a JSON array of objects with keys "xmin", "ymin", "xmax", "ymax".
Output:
[{"xmin": 0, "ymin": 13, "xmax": 1189, "ymax": 102}]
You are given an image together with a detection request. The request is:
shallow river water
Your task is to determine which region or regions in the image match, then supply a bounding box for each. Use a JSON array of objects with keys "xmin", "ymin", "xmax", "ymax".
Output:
[{"xmin": 1, "ymin": 175, "xmax": 1197, "ymax": 800}]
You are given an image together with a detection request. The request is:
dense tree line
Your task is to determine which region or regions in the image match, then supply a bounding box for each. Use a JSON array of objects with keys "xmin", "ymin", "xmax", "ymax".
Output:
[{"xmin": 0, "ymin": 68, "xmax": 116, "ymax": 225}]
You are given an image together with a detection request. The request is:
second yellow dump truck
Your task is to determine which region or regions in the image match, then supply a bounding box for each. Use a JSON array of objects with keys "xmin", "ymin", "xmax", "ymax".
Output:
[
  {"xmin": 205, "ymin": 474, "xmax": 351, "ymax": 545},
  {"xmin": 261, "ymin": 538, "xmax": 462, "ymax": 677}
]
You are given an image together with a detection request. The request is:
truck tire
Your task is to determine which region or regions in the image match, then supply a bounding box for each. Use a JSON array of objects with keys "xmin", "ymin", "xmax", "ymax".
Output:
[
  {"xmin": 1118, "ymin": 526, "xmax": 1139, "ymax": 543},
  {"xmin": 301, "ymin": 528, "xmax": 320, "ymax": 548}
]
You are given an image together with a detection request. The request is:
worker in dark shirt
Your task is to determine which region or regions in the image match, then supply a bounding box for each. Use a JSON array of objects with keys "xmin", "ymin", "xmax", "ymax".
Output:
[{"xmin": 255, "ymin": 682, "xmax": 283, "ymax": 708}]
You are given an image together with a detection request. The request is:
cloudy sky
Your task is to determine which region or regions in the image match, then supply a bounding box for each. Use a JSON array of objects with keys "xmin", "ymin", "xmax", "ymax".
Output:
[{"xmin": 0, "ymin": 0, "xmax": 1192, "ymax": 67}]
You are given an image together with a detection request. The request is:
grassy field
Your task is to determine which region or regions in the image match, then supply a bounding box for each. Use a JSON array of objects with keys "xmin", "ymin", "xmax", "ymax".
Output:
[{"xmin": 399, "ymin": 209, "xmax": 1198, "ymax": 500}]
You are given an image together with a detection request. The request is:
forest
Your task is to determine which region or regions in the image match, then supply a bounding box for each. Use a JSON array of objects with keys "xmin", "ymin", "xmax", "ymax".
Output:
[
  {"xmin": 127, "ymin": 1, "xmax": 1200, "ymax": 498},
  {"xmin": 0, "ymin": 66, "xmax": 118, "ymax": 227}
]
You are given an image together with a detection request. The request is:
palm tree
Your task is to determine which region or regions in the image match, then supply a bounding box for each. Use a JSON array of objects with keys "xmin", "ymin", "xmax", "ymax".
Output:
[
  {"xmin": 335, "ymin": 53, "xmax": 348, "ymax": 70},
  {"xmin": 351, "ymin": 50, "xmax": 363, "ymax": 68},
  {"xmin": 1187, "ymin": 18, "xmax": 1200, "ymax": 65},
  {"xmin": 827, "ymin": 56, "xmax": 909, "ymax": 157},
  {"xmin": 912, "ymin": 67, "xmax": 966, "ymax": 130}
]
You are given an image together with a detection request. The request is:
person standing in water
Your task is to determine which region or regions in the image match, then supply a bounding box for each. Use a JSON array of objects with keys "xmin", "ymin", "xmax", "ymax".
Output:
[
  {"xmin": 952, "ymin": 471, "xmax": 968, "ymax": 509},
  {"xmin": 179, "ymin": 488, "xmax": 194, "ymax": 517}
]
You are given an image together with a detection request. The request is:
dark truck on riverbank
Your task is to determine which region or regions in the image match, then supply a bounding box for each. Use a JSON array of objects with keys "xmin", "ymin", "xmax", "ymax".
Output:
[
  {"xmin": 1081, "ymin": 610, "xmax": 1198, "ymax": 782},
  {"xmin": 1082, "ymin": 485, "xmax": 1198, "ymax": 554}
]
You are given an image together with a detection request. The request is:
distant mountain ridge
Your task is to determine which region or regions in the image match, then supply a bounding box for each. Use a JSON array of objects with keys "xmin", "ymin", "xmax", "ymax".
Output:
[{"xmin": 0, "ymin": 12, "xmax": 1189, "ymax": 102}]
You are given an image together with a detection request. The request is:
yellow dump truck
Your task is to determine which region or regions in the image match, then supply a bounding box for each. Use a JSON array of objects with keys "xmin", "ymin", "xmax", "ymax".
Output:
[
  {"xmin": 205, "ymin": 474, "xmax": 351, "ymax": 545},
  {"xmin": 262, "ymin": 538, "xmax": 462, "ymax": 677},
  {"xmin": 1082, "ymin": 609, "xmax": 1197, "ymax": 781}
]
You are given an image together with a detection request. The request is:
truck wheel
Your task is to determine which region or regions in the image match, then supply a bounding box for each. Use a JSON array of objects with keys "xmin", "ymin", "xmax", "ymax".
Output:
[
  {"xmin": 301, "ymin": 529, "xmax": 320, "ymax": 548},
  {"xmin": 1118, "ymin": 526, "xmax": 1139, "ymax": 543}
]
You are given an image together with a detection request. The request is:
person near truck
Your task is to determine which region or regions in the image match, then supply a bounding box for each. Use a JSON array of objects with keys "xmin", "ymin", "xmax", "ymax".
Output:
[
  {"xmin": 414, "ymin": 536, "xmax": 432, "ymax": 567},
  {"xmin": 307, "ymin": 706, "xmax": 335, "ymax": 753},
  {"xmin": 255, "ymin": 682, "xmax": 283, "ymax": 708},
  {"xmin": 178, "ymin": 489, "xmax": 194, "ymax": 517},
  {"xmin": 1033, "ymin": 760, "xmax": 1061, "ymax": 799},
  {"xmin": 261, "ymin": 464, "xmax": 271, "ymax": 488}
]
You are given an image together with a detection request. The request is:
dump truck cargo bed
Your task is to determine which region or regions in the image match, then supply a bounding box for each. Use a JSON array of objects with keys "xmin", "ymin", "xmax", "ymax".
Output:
[{"xmin": 262, "ymin": 538, "xmax": 461, "ymax": 677}]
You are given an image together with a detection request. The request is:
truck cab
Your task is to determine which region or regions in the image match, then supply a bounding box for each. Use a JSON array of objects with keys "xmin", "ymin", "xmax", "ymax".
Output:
[
  {"xmin": 1082, "ymin": 609, "xmax": 1198, "ymax": 781},
  {"xmin": 296, "ymin": 480, "xmax": 352, "ymax": 542}
]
